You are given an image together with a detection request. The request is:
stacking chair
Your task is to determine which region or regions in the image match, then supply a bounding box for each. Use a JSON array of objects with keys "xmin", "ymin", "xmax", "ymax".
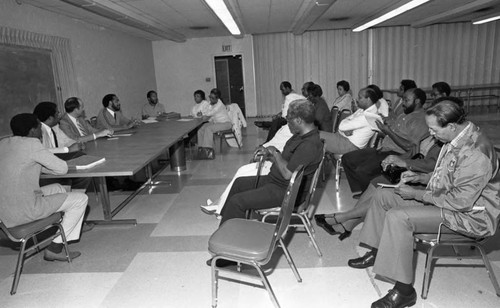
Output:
[
  {"xmin": 260, "ymin": 155, "xmax": 325, "ymax": 256},
  {"xmin": 0, "ymin": 212, "xmax": 72, "ymax": 295},
  {"xmin": 335, "ymin": 108, "xmax": 352, "ymax": 132},
  {"xmin": 330, "ymin": 106, "xmax": 339, "ymax": 133},
  {"xmin": 208, "ymin": 166, "xmax": 305, "ymax": 308},
  {"xmin": 214, "ymin": 128, "xmax": 240, "ymax": 153},
  {"xmin": 414, "ymin": 223, "xmax": 500, "ymax": 299}
]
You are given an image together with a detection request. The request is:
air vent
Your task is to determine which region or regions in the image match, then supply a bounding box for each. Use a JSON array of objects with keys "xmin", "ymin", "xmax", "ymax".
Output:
[
  {"xmin": 189, "ymin": 26, "xmax": 210, "ymax": 30},
  {"xmin": 474, "ymin": 6, "xmax": 494, "ymax": 13},
  {"xmin": 329, "ymin": 17, "xmax": 350, "ymax": 22}
]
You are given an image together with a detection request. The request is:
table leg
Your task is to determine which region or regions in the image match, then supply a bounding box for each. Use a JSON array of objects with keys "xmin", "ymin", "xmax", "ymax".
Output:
[{"xmin": 169, "ymin": 139, "xmax": 186, "ymax": 172}]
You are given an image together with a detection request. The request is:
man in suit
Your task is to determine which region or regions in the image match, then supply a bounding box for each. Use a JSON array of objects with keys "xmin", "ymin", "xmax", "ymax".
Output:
[
  {"xmin": 0, "ymin": 114, "xmax": 88, "ymax": 261},
  {"xmin": 96, "ymin": 94, "xmax": 139, "ymax": 131},
  {"xmin": 33, "ymin": 101, "xmax": 83, "ymax": 154},
  {"xmin": 59, "ymin": 97, "xmax": 113, "ymax": 142}
]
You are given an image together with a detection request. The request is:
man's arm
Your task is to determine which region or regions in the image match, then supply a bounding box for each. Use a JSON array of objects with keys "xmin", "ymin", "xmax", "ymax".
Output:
[
  {"xmin": 265, "ymin": 146, "xmax": 293, "ymax": 180},
  {"xmin": 31, "ymin": 140, "xmax": 68, "ymax": 175},
  {"xmin": 376, "ymin": 120, "xmax": 419, "ymax": 152}
]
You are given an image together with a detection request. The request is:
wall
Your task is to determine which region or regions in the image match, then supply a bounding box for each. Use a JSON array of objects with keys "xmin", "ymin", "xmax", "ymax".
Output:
[
  {"xmin": 0, "ymin": 0, "xmax": 156, "ymax": 119},
  {"xmin": 153, "ymin": 35, "xmax": 257, "ymax": 117},
  {"xmin": 253, "ymin": 22, "xmax": 500, "ymax": 115}
]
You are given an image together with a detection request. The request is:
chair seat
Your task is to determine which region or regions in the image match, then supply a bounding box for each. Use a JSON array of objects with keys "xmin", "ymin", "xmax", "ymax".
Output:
[
  {"xmin": 8, "ymin": 212, "xmax": 63, "ymax": 239},
  {"xmin": 415, "ymin": 232, "xmax": 482, "ymax": 243},
  {"xmin": 209, "ymin": 219, "xmax": 275, "ymax": 261},
  {"xmin": 216, "ymin": 129, "xmax": 234, "ymax": 135}
]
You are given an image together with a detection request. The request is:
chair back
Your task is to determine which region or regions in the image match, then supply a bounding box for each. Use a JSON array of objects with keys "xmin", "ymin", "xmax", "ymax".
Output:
[
  {"xmin": 297, "ymin": 145, "xmax": 325, "ymax": 219},
  {"xmin": 266, "ymin": 165, "xmax": 304, "ymax": 261},
  {"xmin": 0, "ymin": 220, "xmax": 18, "ymax": 242},
  {"xmin": 367, "ymin": 131, "xmax": 382, "ymax": 149},
  {"xmin": 330, "ymin": 106, "xmax": 339, "ymax": 132},
  {"xmin": 335, "ymin": 109, "xmax": 351, "ymax": 132}
]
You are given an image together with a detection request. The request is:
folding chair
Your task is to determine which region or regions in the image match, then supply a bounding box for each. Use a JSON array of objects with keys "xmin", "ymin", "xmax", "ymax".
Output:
[
  {"xmin": 0, "ymin": 212, "xmax": 72, "ymax": 295},
  {"xmin": 214, "ymin": 128, "xmax": 240, "ymax": 153},
  {"xmin": 208, "ymin": 166, "xmax": 305, "ymax": 308}
]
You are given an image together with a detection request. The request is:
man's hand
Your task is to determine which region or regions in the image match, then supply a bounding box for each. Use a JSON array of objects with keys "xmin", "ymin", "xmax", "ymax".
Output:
[
  {"xmin": 197, "ymin": 111, "xmax": 203, "ymax": 117},
  {"xmin": 96, "ymin": 129, "xmax": 113, "ymax": 138},
  {"xmin": 394, "ymin": 184, "xmax": 417, "ymax": 200},
  {"xmin": 381, "ymin": 155, "xmax": 407, "ymax": 170},
  {"xmin": 343, "ymin": 130, "xmax": 354, "ymax": 136},
  {"xmin": 142, "ymin": 114, "xmax": 149, "ymax": 120},
  {"xmin": 399, "ymin": 171, "xmax": 421, "ymax": 184},
  {"xmin": 375, "ymin": 119, "xmax": 391, "ymax": 135},
  {"xmin": 68, "ymin": 142, "xmax": 85, "ymax": 152}
]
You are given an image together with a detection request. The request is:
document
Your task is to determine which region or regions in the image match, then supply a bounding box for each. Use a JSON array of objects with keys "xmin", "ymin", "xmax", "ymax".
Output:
[
  {"xmin": 177, "ymin": 118, "xmax": 194, "ymax": 122},
  {"xmin": 377, "ymin": 183, "xmax": 399, "ymax": 188},
  {"xmin": 142, "ymin": 118, "xmax": 158, "ymax": 124},
  {"xmin": 67, "ymin": 155, "xmax": 106, "ymax": 170}
]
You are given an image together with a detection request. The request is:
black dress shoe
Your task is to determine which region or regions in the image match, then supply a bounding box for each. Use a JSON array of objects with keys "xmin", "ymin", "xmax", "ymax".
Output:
[
  {"xmin": 314, "ymin": 215, "xmax": 337, "ymax": 235},
  {"xmin": 206, "ymin": 258, "xmax": 237, "ymax": 268},
  {"xmin": 348, "ymin": 250, "xmax": 377, "ymax": 269},
  {"xmin": 371, "ymin": 288, "xmax": 417, "ymax": 308}
]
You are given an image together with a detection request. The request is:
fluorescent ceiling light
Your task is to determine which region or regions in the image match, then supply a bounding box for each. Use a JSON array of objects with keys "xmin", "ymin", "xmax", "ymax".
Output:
[
  {"xmin": 204, "ymin": 0, "xmax": 241, "ymax": 35},
  {"xmin": 473, "ymin": 15, "xmax": 500, "ymax": 25},
  {"xmin": 353, "ymin": 0, "xmax": 430, "ymax": 32}
]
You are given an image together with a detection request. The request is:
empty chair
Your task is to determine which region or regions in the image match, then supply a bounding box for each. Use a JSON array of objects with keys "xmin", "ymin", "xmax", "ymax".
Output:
[
  {"xmin": 214, "ymin": 128, "xmax": 240, "ymax": 153},
  {"xmin": 0, "ymin": 212, "xmax": 72, "ymax": 295},
  {"xmin": 414, "ymin": 223, "xmax": 500, "ymax": 299},
  {"xmin": 330, "ymin": 106, "xmax": 339, "ymax": 133},
  {"xmin": 335, "ymin": 108, "xmax": 352, "ymax": 132},
  {"xmin": 208, "ymin": 166, "xmax": 305, "ymax": 308}
]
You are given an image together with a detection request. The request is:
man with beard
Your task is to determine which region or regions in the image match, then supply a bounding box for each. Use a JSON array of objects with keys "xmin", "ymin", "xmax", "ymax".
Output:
[
  {"xmin": 97, "ymin": 94, "xmax": 140, "ymax": 131},
  {"xmin": 342, "ymin": 88, "xmax": 429, "ymax": 198}
]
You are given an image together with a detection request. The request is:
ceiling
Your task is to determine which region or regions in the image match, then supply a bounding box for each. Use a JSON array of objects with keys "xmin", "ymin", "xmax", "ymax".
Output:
[{"xmin": 20, "ymin": 0, "xmax": 500, "ymax": 42}]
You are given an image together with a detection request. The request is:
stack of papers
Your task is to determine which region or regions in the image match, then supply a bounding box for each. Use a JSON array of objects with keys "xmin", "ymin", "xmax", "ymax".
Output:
[{"xmin": 67, "ymin": 155, "xmax": 106, "ymax": 170}]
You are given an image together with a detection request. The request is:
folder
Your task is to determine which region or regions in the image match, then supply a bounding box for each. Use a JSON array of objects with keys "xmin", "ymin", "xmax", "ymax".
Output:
[{"xmin": 67, "ymin": 155, "xmax": 106, "ymax": 170}]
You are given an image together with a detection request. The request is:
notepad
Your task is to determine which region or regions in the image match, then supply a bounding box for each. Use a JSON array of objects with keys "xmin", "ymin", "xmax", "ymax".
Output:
[
  {"xmin": 109, "ymin": 133, "xmax": 133, "ymax": 137},
  {"xmin": 67, "ymin": 155, "xmax": 106, "ymax": 170},
  {"xmin": 142, "ymin": 118, "xmax": 158, "ymax": 124}
]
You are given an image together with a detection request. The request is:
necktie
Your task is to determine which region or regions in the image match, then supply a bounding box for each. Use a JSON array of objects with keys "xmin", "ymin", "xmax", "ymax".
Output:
[
  {"xmin": 51, "ymin": 128, "xmax": 59, "ymax": 147},
  {"xmin": 76, "ymin": 120, "xmax": 87, "ymax": 136}
]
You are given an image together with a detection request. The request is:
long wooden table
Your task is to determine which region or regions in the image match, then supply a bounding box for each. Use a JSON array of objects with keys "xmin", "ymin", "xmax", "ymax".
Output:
[{"xmin": 42, "ymin": 118, "xmax": 203, "ymax": 225}]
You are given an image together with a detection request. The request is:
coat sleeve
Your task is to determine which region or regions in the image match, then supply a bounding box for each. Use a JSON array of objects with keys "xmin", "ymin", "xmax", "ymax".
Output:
[{"xmin": 32, "ymin": 140, "xmax": 68, "ymax": 175}]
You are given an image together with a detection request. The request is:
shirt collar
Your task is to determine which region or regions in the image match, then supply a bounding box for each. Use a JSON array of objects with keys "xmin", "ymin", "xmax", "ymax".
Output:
[
  {"xmin": 41, "ymin": 122, "xmax": 51, "ymax": 133},
  {"xmin": 450, "ymin": 122, "xmax": 471, "ymax": 148},
  {"xmin": 365, "ymin": 104, "xmax": 378, "ymax": 114},
  {"xmin": 106, "ymin": 108, "xmax": 115, "ymax": 117}
]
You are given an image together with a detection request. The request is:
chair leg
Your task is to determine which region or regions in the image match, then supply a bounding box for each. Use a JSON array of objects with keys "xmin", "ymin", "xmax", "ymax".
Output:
[
  {"xmin": 278, "ymin": 238, "xmax": 302, "ymax": 282},
  {"xmin": 300, "ymin": 215, "xmax": 322, "ymax": 257},
  {"xmin": 11, "ymin": 239, "xmax": 28, "ymax": 295},
  {"xmin": 335, "ymin": 159, "xmax": 341, "ymax": 191},
  {"xmin": 476, "ymin": 244, "xmax": 500, "ymax": 297},
  {"xmin": 211, "ymin": 257, "xmax": 219, "ymax": 308},
  {"xmin": 57, "ymin": 223, "xmax": 72, "ymax": 263},
  {"xmin": 232, "ymin": 132, "xmax": 241, "ymax": 149},
  {"xmin": 220, "ymin": 135, "xmax": 224, "ymax": 153},
  {"xmin": 421, "ymin": 245, "xmax": 437, "ymax": 299},
  {"xmin": 253, "ymin": 262, "xmax": 281, "ymax": 308}
]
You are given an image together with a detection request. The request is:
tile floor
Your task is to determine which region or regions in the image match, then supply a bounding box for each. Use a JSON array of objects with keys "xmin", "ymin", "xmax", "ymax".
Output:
[{"xmin": 1, "ymin": 114, "xmax": 500, "ymax": 308}]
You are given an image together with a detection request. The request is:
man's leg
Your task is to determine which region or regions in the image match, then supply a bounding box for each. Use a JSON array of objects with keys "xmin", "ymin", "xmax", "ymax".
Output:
[
  {"xmin": 199, "ymin": 122, "xmax": 232, "ymax": 148},
  {"xmin": 220, "ymin": 177, "xmax": 285, "ymax": 224},
  {"xmin": 320, "ymin": 131, "xmax": 359, "ymax": 154},
  {"xmin": 265, "ymin": 117, "xmax": 287, "ymax": 142}
]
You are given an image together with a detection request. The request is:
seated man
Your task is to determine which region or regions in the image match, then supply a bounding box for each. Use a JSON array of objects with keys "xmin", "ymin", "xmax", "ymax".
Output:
[
  {"xmin": 257, "ymin": 81, "xmax": 304, "ymax": 140},
  {"xmin": 141, "ymin": 90, "xmax": 166, "ymax": 119},
  {"xmin": 196, "ymin": 88, "xmax": 232, "ymax": 160},
  {"xmin": 0, "ymin": 114, "xmax": 88, "ymax": 261},
  {"xmin": 347, "ymin": 101, "xmax": 499, "ymax": 307},
  {"xmin": 97, "ymin": 94, "xmax": 140, "ymax": 131},
  {"xmin": 320, "ymin": 87, "xmax": 381, "ymax": 154},
  {"xmin": 218, "ymin": 100, "xmax": 323, "ymax": 224},
  {"xmin": 59, "ymin": 97, "xmax": 113, "ymax": 142},
  {"xmin": 33, "ymin": 101, "xmax": 83, "ymax": 154},
  {"xmin": 342, "ymin": 88, "xmax": 429, "ymax": 197}
]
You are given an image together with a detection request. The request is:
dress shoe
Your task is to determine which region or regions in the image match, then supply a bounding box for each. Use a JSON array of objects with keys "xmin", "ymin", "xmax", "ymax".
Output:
[
  {"xmin": 314, "ymin": 214, "xmax": 337, "ymax": 235},
  {"xmin": 44, "ymin": 249, "xmax": 81, "ymax": 262},
  {"xmin": 82, "ymin": 222, "xmax": 95, "ymax": 233},
  {"xmin": 371, "ymin": 288, "xmax": 417, "ymax": 308},
  {"xmin": 348, "ymin": 250, "xmax": 377, "ymax": 269},
  {"xmin": 206, "ymin": 258, "xmax": 237, "ymax": 267},
  {"xmin": 314, "ymin": 214, "xmax": 352, "ymax": 241}
]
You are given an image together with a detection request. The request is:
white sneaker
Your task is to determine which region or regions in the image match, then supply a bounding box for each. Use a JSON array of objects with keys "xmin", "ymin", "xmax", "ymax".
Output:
[{"xmin": 206, "ymin": 199, "xmax": 213, "ymax": 206}]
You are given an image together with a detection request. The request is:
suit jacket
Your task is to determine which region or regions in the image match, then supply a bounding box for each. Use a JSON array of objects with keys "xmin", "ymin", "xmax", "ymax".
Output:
[
  {"xmin": 41, "ymin": 123, "xmax": 75, "ymax": 154},
  {"xmin": 59, "ymin": 113, "xmax": 99, "ymax": 141},
  {"xmin": 96, "ymin": 108, "xmax": 131, "ymax": 130},
  {"xmin": 0, "ymin": 137, "xmax": 68, "ymax": 227}
]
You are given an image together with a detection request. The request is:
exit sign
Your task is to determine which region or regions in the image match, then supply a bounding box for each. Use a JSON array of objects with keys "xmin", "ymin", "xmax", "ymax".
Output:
[{"xmin": 222, "ymin": 45, "xmax": 231, "ymax": 52}]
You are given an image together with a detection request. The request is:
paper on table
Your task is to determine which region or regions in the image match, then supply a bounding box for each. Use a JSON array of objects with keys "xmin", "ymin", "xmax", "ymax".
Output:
[
  {"xmin": 177, "ymin": 118, "xmax": 194, "ymax": 122},
  {"xmin": 110, "ymin": 133, "xmax": 133, "ymax": 137},
  {"xmin": 142, "ymin": 118, "xmax": 158, "ymax": 124}
]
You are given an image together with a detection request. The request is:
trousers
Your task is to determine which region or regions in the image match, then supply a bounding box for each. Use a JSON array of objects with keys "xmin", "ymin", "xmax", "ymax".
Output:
[{"xmin": 197, "ymin": 122, "xmax": 232, "ymax": 148}]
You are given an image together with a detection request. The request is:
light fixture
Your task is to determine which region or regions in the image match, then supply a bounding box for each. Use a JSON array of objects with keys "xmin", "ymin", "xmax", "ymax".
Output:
[
  {"xmin": 473, "ymin": 13, "xmax": 500, "ymax": 25},
  {"xmin": 204, "ymin": 0, "xmax": 241, "ymax": 35},
  {"xmin": 353, "ymin": 0, "xmax": 430, "ymax": 32}
]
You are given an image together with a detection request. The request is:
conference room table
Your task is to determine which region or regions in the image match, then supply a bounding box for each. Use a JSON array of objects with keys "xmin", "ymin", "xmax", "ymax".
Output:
[{"xmin": 42, "ymin": 117, "xmax": 204, "ymax": 225}]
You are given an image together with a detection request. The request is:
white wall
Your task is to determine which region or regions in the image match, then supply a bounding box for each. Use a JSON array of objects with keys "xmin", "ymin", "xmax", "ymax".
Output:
[
  {"xmin": 0, "ymin": 0, "xmax": 156, "ymax": 119},
  {"xmin": 153, "ymin": 35, "xmax": 257, "ymax": 117}
]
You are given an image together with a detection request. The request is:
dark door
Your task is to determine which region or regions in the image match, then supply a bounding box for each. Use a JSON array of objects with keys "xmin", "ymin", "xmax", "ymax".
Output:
[{"xmin": 214, "ymin": 55, "xmax": 245, "ymax": 116}]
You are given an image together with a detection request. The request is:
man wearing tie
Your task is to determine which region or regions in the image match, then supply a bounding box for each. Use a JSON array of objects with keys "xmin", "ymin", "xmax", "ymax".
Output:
[
  {"xmin": 59, "ymin": 97, "xmax": 113, "ymax": 142},
  {"xmin": 96, "ymin": 94, "xmax": 139, "ymax": 131}
]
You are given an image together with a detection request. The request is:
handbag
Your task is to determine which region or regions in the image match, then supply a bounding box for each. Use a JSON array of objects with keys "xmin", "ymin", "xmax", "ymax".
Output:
[{"xmin": 382, "ymin": 164, "xmax": 407, "ymax": 184}]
